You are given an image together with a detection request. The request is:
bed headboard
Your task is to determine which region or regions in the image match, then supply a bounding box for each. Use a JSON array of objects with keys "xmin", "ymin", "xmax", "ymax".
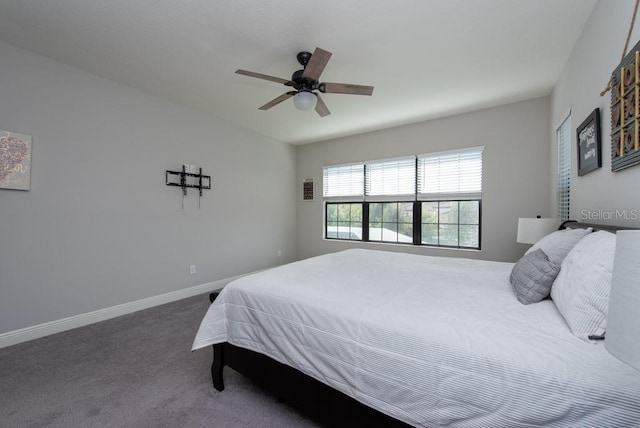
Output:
[{"xmin": 559, "ymin": 220, "xmax": 639, "ymax": 233}]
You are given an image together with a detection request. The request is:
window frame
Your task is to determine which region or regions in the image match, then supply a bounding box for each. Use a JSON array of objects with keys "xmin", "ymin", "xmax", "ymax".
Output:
[
  {"xmin": 324, "ymin": 199, "xmax": 482, "ymax": 250},
  {"xmin": 418, "ymin": 199, "xmax": 482, "ymax": 249},
  {"xmin": 368, "ymin": 201, "xmax": 415, "ymax": 245},
  {"xmin": 324, "ymin": 202, "xmax": 364, "ymax": 241}
]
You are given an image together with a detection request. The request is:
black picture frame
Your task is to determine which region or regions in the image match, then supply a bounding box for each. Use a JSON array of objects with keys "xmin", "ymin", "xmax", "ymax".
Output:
[{"xmin": 577, "ymin": 108, "xmax": 602, "ymax": 176}]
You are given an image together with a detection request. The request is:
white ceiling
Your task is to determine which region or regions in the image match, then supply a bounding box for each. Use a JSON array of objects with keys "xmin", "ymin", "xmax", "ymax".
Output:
[{"xmin": 0, "ymin": 0, "xmax": 596, "ymax": 144}]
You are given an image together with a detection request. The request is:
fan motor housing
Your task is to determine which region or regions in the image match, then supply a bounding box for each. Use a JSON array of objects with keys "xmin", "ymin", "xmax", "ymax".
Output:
[{"xmin": 291, "ymin": 69, "xmax": 318, "ymax": 91}]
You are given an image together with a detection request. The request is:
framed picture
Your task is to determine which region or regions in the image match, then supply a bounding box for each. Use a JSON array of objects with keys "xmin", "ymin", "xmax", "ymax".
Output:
[
  {"xmin": 302, "ymin": 177, "xmax": 314, "ymax": 201},
  {"xmin": 576, "ymin": 108, "xmax": 601, "ymax": 176},
  {"xmin": 1, "ymin": 129, "xmax": 32, "ymax": 190}
]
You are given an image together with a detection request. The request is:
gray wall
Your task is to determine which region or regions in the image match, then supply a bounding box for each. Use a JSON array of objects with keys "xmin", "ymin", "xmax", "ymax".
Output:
[
  {"xmin": 551, "ymin": 0, "xmax": 640, "ymax": 226},
  {"xmin": 296, "ymin": 97, "xmax": 551, "ymax": 262},
  {"xmin": 0, "ymin": 41, "xmax": 296, "ymax": 335},
  {"xmin": 10, "ymin": 0, "xmax": 631, "ymax": 339}
]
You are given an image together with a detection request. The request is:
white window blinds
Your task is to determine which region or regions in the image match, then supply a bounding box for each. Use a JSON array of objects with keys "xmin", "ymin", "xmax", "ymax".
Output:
[
  {"xmin": 557, "ymin": 114, "xmax": 571, "ymax": 221},
  {"xmin": 417, "ymin": 146, "xmax": 484, "ymax": 200},
  {"xmin": 323, "ymin": 163, "xmax": 364, "ymax": 199},
  {"xmin": 365, "ymin": 156, "xmax": 416, "ymax": 201}
]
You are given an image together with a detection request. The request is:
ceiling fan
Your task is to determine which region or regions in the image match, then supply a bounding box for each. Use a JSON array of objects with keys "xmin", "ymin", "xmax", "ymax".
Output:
[{"xmin": 235, "ymin": 47, "xmax": 374, "ymax": 117}]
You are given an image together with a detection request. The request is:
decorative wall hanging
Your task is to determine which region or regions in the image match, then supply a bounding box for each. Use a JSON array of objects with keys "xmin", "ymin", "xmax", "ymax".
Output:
[
  {"xmin": 603, "ymin": 0, "xmax": 640, "ymax": 171},
  {"xmin": 0, "ymin": 129, "xmax": 32, "ymax": 190},
  {"xmin": 610, "ymin": 40, "xmax": 640, "ymax": 172},
  {"xmin": 577, "ymin": 108, "xmax": 602, "ymax": 176},
  {"xmin": 302, "ymin": 177, "xmax": 314, "ymax": 201}
]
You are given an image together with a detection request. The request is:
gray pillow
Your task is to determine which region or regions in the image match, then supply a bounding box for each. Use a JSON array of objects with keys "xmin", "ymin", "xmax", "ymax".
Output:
[{"xmin": 510, "ymin": 249, "xmax": 561, "ymax": 305}]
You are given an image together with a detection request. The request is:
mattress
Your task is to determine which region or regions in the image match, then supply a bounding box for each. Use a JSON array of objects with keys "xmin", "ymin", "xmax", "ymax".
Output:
[{"xmin": 192, "ymin": 249, "xmax": 640, "ymax": 427}]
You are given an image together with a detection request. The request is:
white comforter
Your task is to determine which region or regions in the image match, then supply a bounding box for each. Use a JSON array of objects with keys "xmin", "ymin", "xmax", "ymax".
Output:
[{"xmin": 192, "ymin": 249, "xmax": 640, "ymax": 427}]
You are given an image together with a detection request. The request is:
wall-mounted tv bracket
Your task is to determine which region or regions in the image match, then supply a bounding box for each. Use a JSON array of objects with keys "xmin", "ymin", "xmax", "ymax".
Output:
[{"xmin": 166, "ymin": 165, "xmax": 211, "ymax": 208}]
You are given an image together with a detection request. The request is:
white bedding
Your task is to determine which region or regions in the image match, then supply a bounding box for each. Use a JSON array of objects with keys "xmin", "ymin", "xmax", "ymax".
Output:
[{"xmin": 192, "ymin": 249, "xmax": 640, "ymax": 427}]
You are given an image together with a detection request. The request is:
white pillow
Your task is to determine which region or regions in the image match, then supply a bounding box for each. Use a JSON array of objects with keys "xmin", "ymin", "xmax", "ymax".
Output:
[
  {"xmin": 526, "ymin": 227, "xmax": 592, "ymax": 266},
  {"xmin": 550, "ymin": 231, "xmax": 616, "ymax": 341}
]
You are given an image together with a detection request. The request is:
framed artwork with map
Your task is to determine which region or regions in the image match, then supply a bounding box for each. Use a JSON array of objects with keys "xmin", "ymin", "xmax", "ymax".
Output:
[{"xmin": 0, "ymin": 129, "xmax": 32, "ymax": 190}]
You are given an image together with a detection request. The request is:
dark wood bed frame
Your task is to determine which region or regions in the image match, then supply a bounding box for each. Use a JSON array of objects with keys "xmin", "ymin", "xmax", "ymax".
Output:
[{"xmin": 207, "ymin": 221, "xmax": 634, "ymax": 427}]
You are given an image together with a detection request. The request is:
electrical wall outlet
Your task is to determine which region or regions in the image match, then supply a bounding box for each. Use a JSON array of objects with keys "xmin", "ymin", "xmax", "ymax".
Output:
[
  {"xmin": 189, "ymin": 265, "xmax": 196, "ymax": 274},
  {"xmin": 277, "ymin": 250, "xmax": 282, "ymax": 257}
]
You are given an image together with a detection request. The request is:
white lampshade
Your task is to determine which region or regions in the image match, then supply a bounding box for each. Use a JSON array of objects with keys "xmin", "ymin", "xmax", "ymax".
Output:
[
  {"xmin": 293, "ymin": 91, "xmax": 317, "ymax": 111},
  {"xmin": 605, "ymin": 230, "xmax": 640, "ymax": 371},
  {"xmin": 517, "ymin": 217, "xmax": 558, "ymax": 244}
]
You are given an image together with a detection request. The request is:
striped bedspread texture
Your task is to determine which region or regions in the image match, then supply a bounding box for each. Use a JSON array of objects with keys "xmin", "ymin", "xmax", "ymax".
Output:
[{"xmin": 192, "ymin": 249, "xmax": 640, "ymax": 427}]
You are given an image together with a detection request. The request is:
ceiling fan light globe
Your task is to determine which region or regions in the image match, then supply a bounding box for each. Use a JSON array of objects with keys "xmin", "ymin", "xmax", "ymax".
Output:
[{"xmin": 293, "ymin": 91, "xmax": 317, "ymax": 111}]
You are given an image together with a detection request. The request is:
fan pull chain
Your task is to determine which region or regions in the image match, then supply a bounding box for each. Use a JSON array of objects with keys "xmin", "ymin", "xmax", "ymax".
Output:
[{"xmin": 601, "ymin": 0, "xmax": 640, "ymax": 96}]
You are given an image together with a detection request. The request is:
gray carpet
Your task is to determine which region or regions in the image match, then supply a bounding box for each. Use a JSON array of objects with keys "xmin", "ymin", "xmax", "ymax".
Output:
[{"xmin": 0, "ymin": 294, "xmax": 323, "ymax": 428}]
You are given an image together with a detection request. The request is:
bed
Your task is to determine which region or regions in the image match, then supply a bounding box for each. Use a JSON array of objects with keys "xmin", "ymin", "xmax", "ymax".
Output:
[{"xmin": 192, "ymin": 222, "xmax": 640, "ymax": 427}]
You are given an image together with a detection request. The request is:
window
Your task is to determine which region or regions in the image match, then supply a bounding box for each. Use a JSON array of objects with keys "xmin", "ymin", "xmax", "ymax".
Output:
[
  {"xmin": 325, "ymin": 203, "xmax": 363, "ymax": 240},
  {"xmin": 557, "ymin": 114, "xmax": 571, "ymax": 222},
  {"xmin": 365, "ymin": 157, "xmax": 416, "ymax": 199},
  {"xmin": 369, "ymin": 202, "xmax": 413, "ymax": 243},
  {"xmin": 323, "ymin": 147, "xmax": 483, "ymax": 249},
  {"xmin": 421, "ymin": 200, "xmax": 480, "ymax": 248},
  {"xmin": 323, "ymin": 163, "xmax": 364, "ymax": 198},
  {"xmin": 417, "ymin": 148, "xmax": 482, "ymax": 200}
]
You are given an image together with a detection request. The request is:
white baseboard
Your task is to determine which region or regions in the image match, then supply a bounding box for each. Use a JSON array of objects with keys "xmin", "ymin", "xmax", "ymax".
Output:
[{"xmin": 0, "ymin": 275, "xmax": 240, "ymax": 349}]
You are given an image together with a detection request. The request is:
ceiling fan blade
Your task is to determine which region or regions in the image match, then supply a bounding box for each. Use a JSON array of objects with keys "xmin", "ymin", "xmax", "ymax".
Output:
[
  {"xmin": 321, "ymin": 82, "xmax": 374, "ymax": 96},
  {"xmin": 236, "ymin": 69, "xmax": 292, "ymax": 85},
  {"xmin": 301, "ymin": 47, "xmax": 332, "ymax": 81},
  {"xmin": 315, "ymin": 93, "xmax": 331, "ymax": 117},
  {"xmin": 259, "ymin": 92, "xmax": 295, "ymax": 110}
]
